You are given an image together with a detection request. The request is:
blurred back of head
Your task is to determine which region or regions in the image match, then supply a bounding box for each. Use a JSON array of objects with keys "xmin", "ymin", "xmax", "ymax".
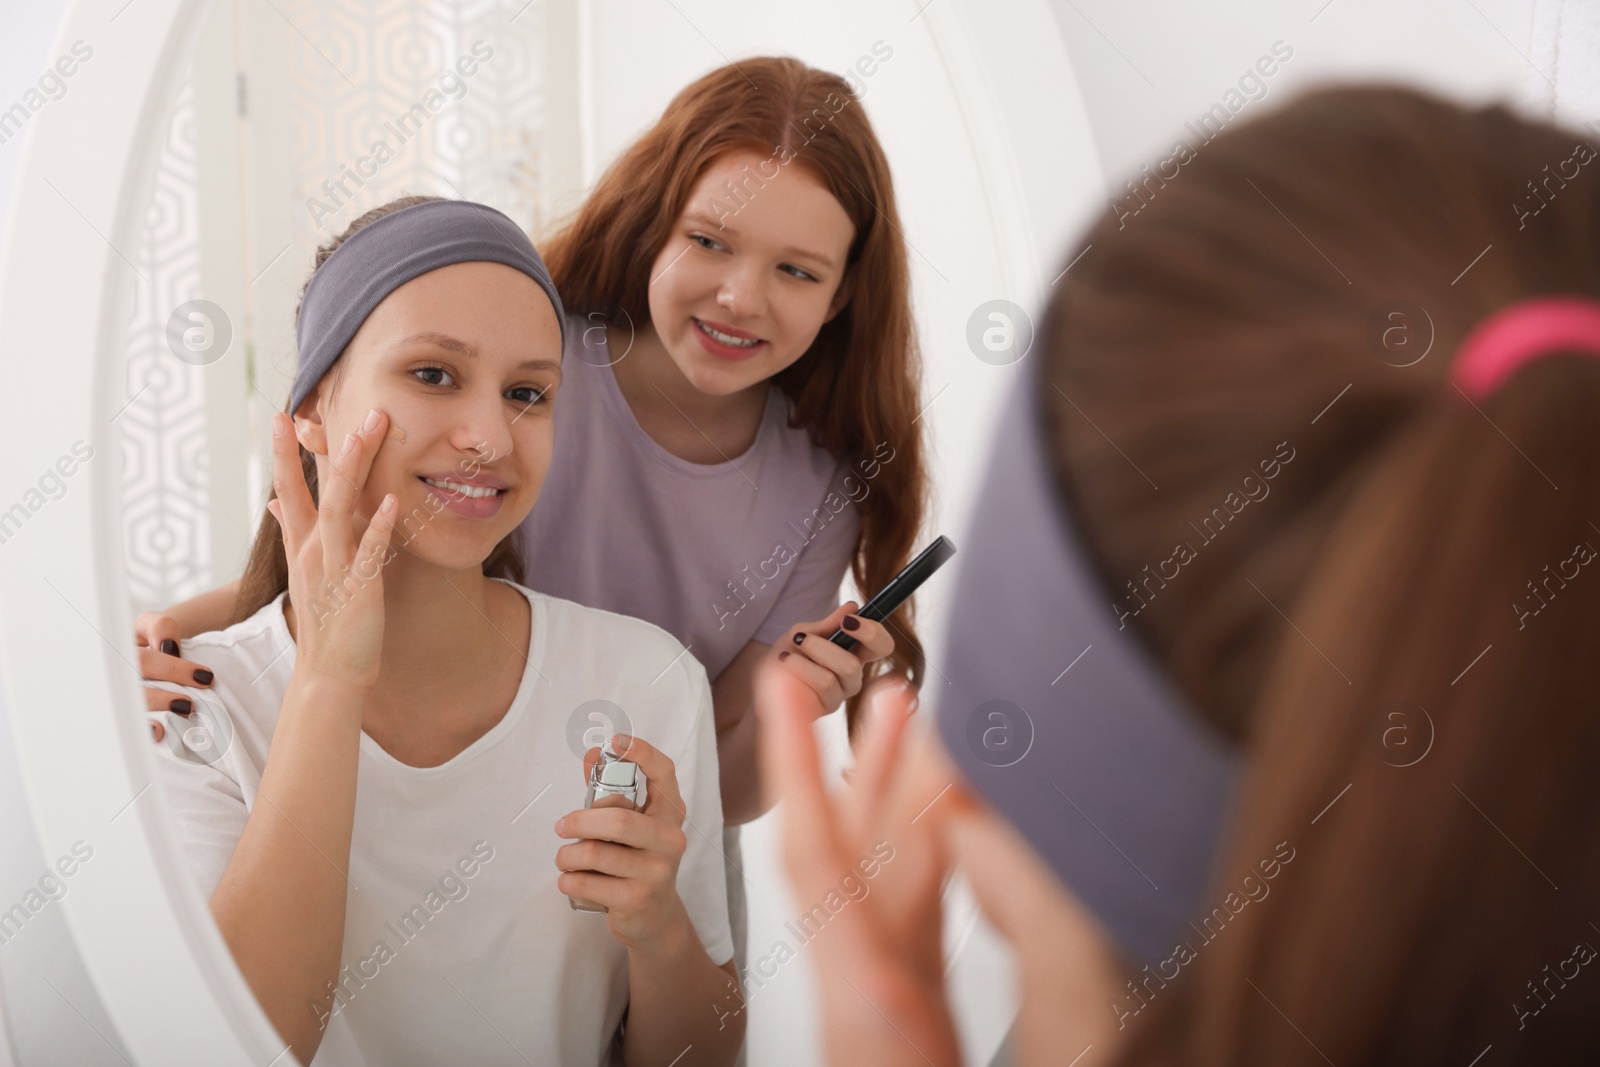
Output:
[{"xmin": 1042, "ymin": 85, "xmax": 1600, "ymax": 1064}]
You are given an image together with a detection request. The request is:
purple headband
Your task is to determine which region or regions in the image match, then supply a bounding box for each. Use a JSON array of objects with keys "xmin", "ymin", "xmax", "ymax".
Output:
[
  {"xmin": 935, "ymin": 369, "xmax": 1239, "ymax": 965},
  {"xmin": 291, "ymin": 199, "xmax": 564, "ymax": 416}
]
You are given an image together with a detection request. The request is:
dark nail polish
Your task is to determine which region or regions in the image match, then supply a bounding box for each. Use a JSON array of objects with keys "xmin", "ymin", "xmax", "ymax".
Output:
[
  {"xmin": 171, "ymin": 698, "xmax": 192, "ymax": 715},
  {"xmin": 778, "ymin": 651, "xmax": 790, "ymax": 661},
  {"xmin": 793, "ymin": 632, "xmax": 805, "ymax": 646},
  {"xmin": 842, "ymin": 615, "xmax": 860, "ymax": 632},
  {"xmin": 193, "ymin": 669, "xmax": 214, "ymax": 686},
  {"xmin": 160, "ymin": 639, "xmax": 179, "ymax": 656}
]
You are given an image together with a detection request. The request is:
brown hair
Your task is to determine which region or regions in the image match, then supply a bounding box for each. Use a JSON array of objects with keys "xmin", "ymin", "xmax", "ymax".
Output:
[
  {"xmin": 1042, "ymin": 86, "xmax": 1600, "ymax": 1063},
  {"xmin": 230, "ymin": 196, "xmax": 524, "ymax": 626},
  {"xmin": 541, "ymin": 56, "xmax": 929, "ymax": 734}
]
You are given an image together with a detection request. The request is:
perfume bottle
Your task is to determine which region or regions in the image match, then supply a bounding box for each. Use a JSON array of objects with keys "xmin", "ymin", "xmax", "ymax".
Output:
[{"xmin": 569, "ymin": 740, "xmax": 649, "ymax": 913}]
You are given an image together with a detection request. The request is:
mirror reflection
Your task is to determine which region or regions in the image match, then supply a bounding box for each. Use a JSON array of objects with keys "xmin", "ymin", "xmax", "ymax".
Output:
[{"xmin": 121, "ymin": 4, "xmax": 929, "ymax": 1065}]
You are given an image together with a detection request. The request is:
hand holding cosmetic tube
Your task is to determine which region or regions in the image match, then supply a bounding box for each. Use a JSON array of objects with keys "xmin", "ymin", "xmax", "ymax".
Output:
[
  {"xmin": 568, "ymin": 740, "xmax": 648, "ymax": 912},
  {"xmin": 555, "ymin": 733, "xmax": 696, "ymax": 950}
]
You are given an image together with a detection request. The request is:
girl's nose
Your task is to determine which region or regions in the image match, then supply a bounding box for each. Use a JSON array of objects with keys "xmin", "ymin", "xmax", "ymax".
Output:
[
  {"xmin": 452, "ymin": 398, "xmax": 515, "ymax": 461},
  {"xmin": 717, "ymin": 268, "xmax": 767, "ymax": 319}
]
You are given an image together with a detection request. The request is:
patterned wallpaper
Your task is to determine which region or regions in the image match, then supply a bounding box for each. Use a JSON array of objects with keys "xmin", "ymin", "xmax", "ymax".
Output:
[
  {"xmin": 122, "ymin": 0, "xmax": 548, "ymax": 612},
  {"xmin": 121, "ymin": 80, "xmax": 212, "ymax": 611},
  {"xmin": 286, "ymin": 0, "xmax": 549, "ymax": 260}
]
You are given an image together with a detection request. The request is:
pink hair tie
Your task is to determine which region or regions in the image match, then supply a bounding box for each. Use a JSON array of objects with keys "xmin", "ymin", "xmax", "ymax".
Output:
[{"xmin": 1452, "ymin": 295, "xmax": 1600, "ymax": 400}]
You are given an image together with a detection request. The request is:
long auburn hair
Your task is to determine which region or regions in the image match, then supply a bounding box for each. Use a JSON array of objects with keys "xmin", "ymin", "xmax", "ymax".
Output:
[
  {"xmin": 231, "ymin": 196, "xmax": 524, "ymax": 626},
  {"xmin": 541, "ymin": 56, "xmax": 928, "ymax": 734},
  {"xmin": 1042, "ymin": 86, "xmax": 1600, "ymax": 1063}
]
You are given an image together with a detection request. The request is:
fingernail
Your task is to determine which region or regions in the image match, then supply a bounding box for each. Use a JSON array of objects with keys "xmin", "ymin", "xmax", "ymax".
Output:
[
  {"xmin": 363, "ymin": 408, "xmax": 381, "ymax": 432},
  {"xmin": 193, "ymin": 669, "xmax": 213, "ymax": 686},
  {"xmin": 554, "ymin": 817, "xmax": 566, "ymax": 835},
  {"xmin": 160, "ymin": 639, "xmax": 179, "ymax": 656},
  {"xmin": 272, "ymin": 413, "xmax": 286, "ymax": 438},
  {"xmin": 171, "ymin": 698, "xmax": 192, "ymax": 715},
  {"xmin": 842, "ymin": 615, "xmax": 860, "ymax": 632},
  {"xmin": 613, "ymin": 733, "xmax": 632, "ymax": 748},
  {"xmin": 341, "ymin": 432, "xmax": 357, "ymax": 456},
  {"xmin": 793, "ymin": 632, "xmax": 805, "ymax": 646},
  {"xmin": 778, "ymin": 651, "xmax": 790, "ymax": 661}
]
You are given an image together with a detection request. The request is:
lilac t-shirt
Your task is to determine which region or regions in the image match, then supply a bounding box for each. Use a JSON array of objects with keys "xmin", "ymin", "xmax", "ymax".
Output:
[{"xmin": 514, "ymin": 314, "xmax": 868, "ymax": 681}]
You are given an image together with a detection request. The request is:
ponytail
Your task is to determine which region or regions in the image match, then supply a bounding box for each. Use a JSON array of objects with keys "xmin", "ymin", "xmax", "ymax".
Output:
[{"xmin": 1036, "ymin": 84, "xmax": 1600, "ymax": 1063}]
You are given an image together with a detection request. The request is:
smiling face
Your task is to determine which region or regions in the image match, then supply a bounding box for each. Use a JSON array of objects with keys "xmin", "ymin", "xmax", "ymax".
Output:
[
  {"xmin": 645, "ymin": 148, "xmax": 857, "ymax": 396},
  {"xmin": 293, "ymin": 260, "xmax": 562, "ymax": 572}
]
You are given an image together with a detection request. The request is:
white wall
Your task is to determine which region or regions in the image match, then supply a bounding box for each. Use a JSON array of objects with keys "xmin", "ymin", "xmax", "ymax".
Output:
[
  {"xmin": 0, "ymin": 7, "xmax": 136, "ymax": 1064},
  {"xmin": 1050, "ymin": 0, "xmax": 1544, "ymax": 191},
  {"xmin": 0, "ymin": 2, "xmax": 73, "ymax": 232}
]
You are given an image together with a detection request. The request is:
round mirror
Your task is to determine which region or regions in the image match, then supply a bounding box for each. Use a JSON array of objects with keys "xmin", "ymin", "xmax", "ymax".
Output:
[{"xmin": 0, "ymin": 1, "xmax": 1098, "ymax": 1062}]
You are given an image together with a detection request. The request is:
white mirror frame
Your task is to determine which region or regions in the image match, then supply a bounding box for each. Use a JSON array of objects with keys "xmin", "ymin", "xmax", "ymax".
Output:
[
  {"xmin": 0, "ymin": 0, "xmax": 286, "ymax": 1062},
  {"xmin": 0, "ymin": 0, "xmax": 1099, "ymax": 1063}
]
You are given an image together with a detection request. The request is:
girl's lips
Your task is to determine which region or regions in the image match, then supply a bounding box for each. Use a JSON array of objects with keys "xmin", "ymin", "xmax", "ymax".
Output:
[
  {"xmin": 692, "ymin": 317, "xmax": 767, "ymax": 361},
  {"xmin": 416, "ymin": 476, "xmax": 505, "ymax": 519},
  {"xmin": 697, "ymin": 316, "xmax": 760, "ymax": 340},
  {"xmin": 415, "ymin": 469, "xmax": 508, "ymax": 490}
]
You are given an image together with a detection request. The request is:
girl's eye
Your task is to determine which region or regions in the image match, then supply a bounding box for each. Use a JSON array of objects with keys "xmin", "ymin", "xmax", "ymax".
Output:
[
  {"xmin": 690, "ymin": 233, "xmax": 724, "ymax": 252},
  {"xmin": 412, "ymin": 364, "xmax": 453, "ymax": 387},
  {"xmin": 510, "ymin": 385, "xmax": 550, "ymax": 406},
  {"xmin": 780, "ymin": 264, "xmax": 820, "ymax": 282}
]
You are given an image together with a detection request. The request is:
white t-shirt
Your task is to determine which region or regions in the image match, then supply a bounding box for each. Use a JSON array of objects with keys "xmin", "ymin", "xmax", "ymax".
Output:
[{"xmin": 148, "ymin": 579, "xmax": 732, "ymax": 1067}]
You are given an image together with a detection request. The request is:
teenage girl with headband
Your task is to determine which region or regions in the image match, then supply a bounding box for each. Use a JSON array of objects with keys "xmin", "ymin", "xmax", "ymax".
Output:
[
  {"xmin": 147, "ymin": 200, "xmax": 741, "ymax": 1065},
  {"xmin": 756, "ymin": 85, "xmax": 1600, "ymax": 1065},
  {"xmin": 134, "ymin": 58, "xmax": 926, "ymax": 966}
]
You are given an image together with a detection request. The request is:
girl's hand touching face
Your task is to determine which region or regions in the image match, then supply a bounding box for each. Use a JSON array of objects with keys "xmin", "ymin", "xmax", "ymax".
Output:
[
  {"xmin": 554, "ymin": 734, "xmax": 694, "ymax": 951},
  {"xmin": 756, "ymin": 667, "xmax": 962, "ymax": 1067},
  {"xmin": 770, "ymin": 601, "xmax": 895, "ymax": 722},
  {"xmin": 268, "ymin": 408, "xmax": 400, "ymax": 690}
]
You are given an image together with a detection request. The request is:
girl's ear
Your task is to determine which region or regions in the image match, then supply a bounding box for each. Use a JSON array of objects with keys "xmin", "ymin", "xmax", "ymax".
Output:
[
  {"xmin": 291, "ymin": 391, "xmax": 330, "ymax": 457},
  {"xmin": 824, "ymin": 269, "xmax": 855, "ymax": 324}
]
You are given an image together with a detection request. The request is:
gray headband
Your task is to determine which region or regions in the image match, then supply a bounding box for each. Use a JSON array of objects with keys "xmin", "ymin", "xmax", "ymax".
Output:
[
  {"xmin": 291, "ymin": 199, "xmax": 565, "ymax": 417},
  {"xmin": 935, "ymin": 369, "xmax": 1239, "ymax": 965}
]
